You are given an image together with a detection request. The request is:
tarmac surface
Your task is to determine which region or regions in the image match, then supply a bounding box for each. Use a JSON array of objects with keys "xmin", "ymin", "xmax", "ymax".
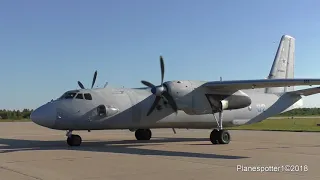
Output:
[{"xmin": 0, "ymin": 122, "xmax": 319, "ymax": 180}]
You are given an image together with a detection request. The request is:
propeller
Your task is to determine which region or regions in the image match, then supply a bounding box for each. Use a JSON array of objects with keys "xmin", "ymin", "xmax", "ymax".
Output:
[
  {"xmin": 77, "ymin": 70, "xmax": 98, "ymax": 89},
  {"xmin": 141, "ymin": 56, "xmax": 178, "ymax": 116}
]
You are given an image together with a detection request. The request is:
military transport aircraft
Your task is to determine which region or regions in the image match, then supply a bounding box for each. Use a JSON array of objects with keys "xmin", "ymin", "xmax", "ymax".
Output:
[{"xmin": 31, "ymin": 35, "xmax": 320, "ymax": 146}]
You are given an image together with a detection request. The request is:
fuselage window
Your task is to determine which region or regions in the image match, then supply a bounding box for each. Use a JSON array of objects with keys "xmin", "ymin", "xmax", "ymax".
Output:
[
  {"xmin": 84, "ymin": 93, "xmax": 92, "ymax": 100},
  {"xmin": 76, "ymin": 93, "xmax": 84, "ymax": 99}
]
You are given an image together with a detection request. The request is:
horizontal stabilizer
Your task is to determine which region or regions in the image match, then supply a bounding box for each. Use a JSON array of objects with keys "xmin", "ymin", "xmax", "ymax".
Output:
[
  {"xmin": 204, "ymin": 78, "xmax": 320, "ymax": 91},
  {"xmin": 287, "ymin": 86, "xmax": 320, "ymax": 96}
]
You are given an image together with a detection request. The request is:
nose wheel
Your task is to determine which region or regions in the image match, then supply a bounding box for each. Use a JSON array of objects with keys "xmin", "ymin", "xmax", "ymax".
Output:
[{"xmin": 66, "ymin": 130, "xmax": 82, "ymax": 146}]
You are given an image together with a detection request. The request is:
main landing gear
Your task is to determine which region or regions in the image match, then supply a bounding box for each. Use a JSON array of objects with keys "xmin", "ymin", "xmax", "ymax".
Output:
[
  {"xmin": 66, "ymin": 130, "xmax": 82, "ymax": 146},
  {"xmin": 210, "ymin": 111, "xmax": 231, "ymax": 145},
  {"xmin": 64, "ymin": 126, "xmax": 228, "ymax": 146},
  {"xmin": 135, "ymin": 129, "xmax": 152, "ymax": 140}
]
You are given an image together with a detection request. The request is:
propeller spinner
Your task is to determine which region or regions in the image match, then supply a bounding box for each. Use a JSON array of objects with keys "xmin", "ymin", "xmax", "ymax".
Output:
[
  {"xmin": 77, "ymin": 70, "xmax": 98, "ymax": 89},
  {"xmin": 141, "ymin": 56, "xmax": 178, "ymax": 116}
]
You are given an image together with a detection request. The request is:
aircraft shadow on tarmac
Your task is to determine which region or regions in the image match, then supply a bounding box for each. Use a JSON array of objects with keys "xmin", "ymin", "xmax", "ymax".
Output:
[{"xmin": 0, "ymin": 137, "xmax": 248, "ymax": 159}]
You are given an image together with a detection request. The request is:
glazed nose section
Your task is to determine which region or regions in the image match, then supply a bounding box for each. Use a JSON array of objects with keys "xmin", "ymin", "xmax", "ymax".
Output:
[{"xmin": 31, "ymin": 104, "xmax": 56, "ymax": 128}]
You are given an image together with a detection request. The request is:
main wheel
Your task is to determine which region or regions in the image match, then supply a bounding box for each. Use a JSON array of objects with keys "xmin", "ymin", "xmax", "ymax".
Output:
[
  {"xmin": 217, "ymin": 130, "xmax": 230, "ymax": 144},
  {"xmin": 67, "ymin": 134, "xmax": 82, "ymax": 146},
  {"xmin": 135, "ymin": 129, "xmax": 152, "ymax": 140},
  {"xmin": 210, "ymin": 129, "xmax": 219, "ymax": 144}
]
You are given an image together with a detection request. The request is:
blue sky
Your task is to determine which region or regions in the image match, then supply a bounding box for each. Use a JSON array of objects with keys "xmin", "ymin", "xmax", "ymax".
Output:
[{"xmin": 1, "ymin": 0, "xmax": 320, "ymax": 110}]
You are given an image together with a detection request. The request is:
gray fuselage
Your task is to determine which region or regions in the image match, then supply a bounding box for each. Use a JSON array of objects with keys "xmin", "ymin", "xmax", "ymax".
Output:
[{"xmin": 31, "ymin": 83, "xmax": 302, "ymax": 131}]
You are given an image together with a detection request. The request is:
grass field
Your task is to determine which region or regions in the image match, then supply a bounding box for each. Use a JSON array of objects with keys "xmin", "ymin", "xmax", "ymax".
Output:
[
  {"xmin": 0, "ymin": 119, "xmax": 31, "ymax": 122},
  {"xmin": 2, "ymin": 117, "xmax": 320, "ymax": 132},
  {"xmin": 228, "ymin": 117, "xmax": 320, "ymax": 132}
]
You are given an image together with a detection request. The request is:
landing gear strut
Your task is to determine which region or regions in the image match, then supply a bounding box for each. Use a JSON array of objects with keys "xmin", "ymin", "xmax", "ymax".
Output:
[
  {"xmin": 135, "ymin": 129, "xmax": 152, "ymax": 140},
  {"xmin": 66, "ymin": 130, "xmax": 82, "ymax": 146},
  {"xmin": 210, "ymin": 110, "xmax": 231, "ymax": 145}
]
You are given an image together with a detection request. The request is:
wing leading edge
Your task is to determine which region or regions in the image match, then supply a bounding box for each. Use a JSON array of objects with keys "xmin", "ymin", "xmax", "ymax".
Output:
[{"xmin": 204, "ymin": 78, "xmax": 320, "ymax": 91}]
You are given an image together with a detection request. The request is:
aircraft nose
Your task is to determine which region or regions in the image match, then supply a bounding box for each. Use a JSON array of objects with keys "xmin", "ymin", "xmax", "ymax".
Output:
[{"xmin": 30, "ymin": 104, "xmax": 56, "ymax": 128}]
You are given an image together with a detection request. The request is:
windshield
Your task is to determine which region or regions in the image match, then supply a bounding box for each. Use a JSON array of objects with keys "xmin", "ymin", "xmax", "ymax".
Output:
[
  {"xmin": 65, "ymin": 92, "xmax": 76, "ymax": 99},
  {"xmin": 58, "ymin": 91, "xmax": 78, "ymax": 100},
  {"xmin": 57, "ymin": 91, "xmax": 93, "ymax": 100}
]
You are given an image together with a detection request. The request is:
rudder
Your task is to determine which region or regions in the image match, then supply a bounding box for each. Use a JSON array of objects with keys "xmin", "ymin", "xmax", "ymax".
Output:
[{"xmin": 265, "ymin": 35, "xmax": 295, "ymax": 94}]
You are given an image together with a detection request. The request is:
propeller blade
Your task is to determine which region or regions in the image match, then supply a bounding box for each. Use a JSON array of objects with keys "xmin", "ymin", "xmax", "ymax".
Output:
[
  {"xmin": 147, "ymin": 96, "xmax": 161, "ymax": 116},
  {"xmin": 163, "ymin": 91, "xmax": 178, "ymax": 114},
  {"xmin": 78, "ymin": 81, "xmax": 85, "ymax": 89},
  {"xmin": 141, "ymin": 80, "xmax": 156, "ymax": 88},
  {"xmin": 143, "ymin": 56, "xmax": 178, "ymax": 116},
  {"xmin": 91, "ymin": 71, "xmax": 97, "ymax": 89},
  {"xmin": 160, "ymin": 56, "xmax": 164, "ymax": 84}
]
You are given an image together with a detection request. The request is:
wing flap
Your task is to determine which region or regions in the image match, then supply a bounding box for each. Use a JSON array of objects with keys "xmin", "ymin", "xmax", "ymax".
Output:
[{"xmin": 204, "ymin": 78, "xmax": 320, "ymax": 90}]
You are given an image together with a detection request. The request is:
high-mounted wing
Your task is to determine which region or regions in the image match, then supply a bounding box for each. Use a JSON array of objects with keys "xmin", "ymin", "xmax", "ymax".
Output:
[{"xmin": 204, "ymin": 78, "xmax": 320, "ymax": 90}]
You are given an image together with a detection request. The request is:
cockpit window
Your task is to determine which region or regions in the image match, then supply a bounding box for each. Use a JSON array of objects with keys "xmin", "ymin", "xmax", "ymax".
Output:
[
  {"xmin": 58, "ymin": 91, "xmax": 79, "ymax": 100},
  {"xmin": 76, "ymin": 93, "xmax": 84, "ymax": 99},
  {"xmin": 57, "ymin": 91, "xmax": 92, "ymax": 100},
  {"xmin": 64, "ymin": 92, "xmax": 76, "ymax": 99},
  {"xmin": 84, "ymin": 93, "xmax": 92, "ymax": 100}
]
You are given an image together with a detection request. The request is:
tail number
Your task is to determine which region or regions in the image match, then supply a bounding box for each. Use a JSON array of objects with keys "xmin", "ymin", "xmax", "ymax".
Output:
[{"xmin": 256, "ymin": 104, "xmax": 266, "ymax": 112}]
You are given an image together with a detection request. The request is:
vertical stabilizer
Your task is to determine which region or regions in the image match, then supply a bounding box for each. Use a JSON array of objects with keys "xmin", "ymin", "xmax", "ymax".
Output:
[{"xmin": 265, "ymin": 35, "xmax": 295, "ymax": 94}]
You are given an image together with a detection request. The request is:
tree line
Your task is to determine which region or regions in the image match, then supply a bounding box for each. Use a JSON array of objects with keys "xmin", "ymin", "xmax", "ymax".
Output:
[
  {"xmin": 0, "ymin": 109, "xmax": 33, "ymax": 120},
  {"xmin": 277, "ymin": 108, "xmax": 320, "ymax": 116}
]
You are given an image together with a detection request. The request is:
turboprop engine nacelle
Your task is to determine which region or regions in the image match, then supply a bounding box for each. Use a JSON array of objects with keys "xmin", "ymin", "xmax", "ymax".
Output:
[
  {"xmin": 163, "ymin": 80, "xmax": 252, "ymax": 115},
  {"xmin": 207, "ymin": 91, "xmax": 252, "ymax": 113}
]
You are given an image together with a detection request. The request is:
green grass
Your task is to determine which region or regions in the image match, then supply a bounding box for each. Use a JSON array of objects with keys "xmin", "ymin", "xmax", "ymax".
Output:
[
  {"xmin": 0, "ymin": 119, "xmax": 31, "ymax": 122},
  {"xmin": 275, "ymin": 115, "xmax": 320, "ymax": 117},
  {"xmin": 228, "ymin": 118, "xmax": 320, "ymax": 132}
]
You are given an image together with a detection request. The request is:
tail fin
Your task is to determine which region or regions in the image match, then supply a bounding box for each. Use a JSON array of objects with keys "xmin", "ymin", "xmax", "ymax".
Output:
[{"xmin": 265, "ymin": 35, "xmax": 295, "ymax": 94}]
